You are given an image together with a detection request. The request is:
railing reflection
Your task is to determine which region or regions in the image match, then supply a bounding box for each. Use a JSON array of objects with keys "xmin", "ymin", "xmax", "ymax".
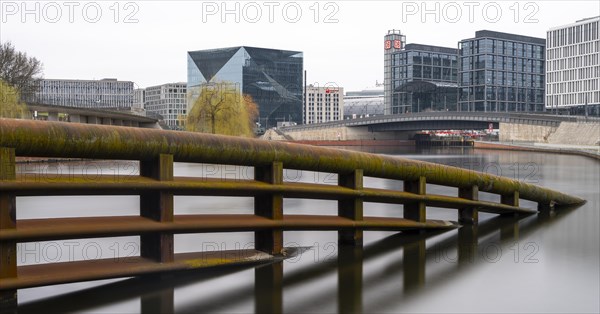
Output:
[
  {"xmin": 255, "ymin": 261, "xmax": 283, "ymax": 314},
  {"xmin": 17, "ymin": 208, "xmax": 574, "ymax": 314},
  {"xmin": 338, "ymin": 245, "xmax": 363, "ymax": 313}
]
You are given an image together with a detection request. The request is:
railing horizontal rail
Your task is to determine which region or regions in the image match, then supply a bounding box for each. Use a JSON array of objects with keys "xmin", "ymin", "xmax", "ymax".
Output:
[
  {"xmin": 0, "ymin": 249, "xmax": 274, "ymax": 290},
  {"xmin": 0, "ymin": 215, "xmax": 456, "ymax": 242},
  {"xmin": 0, "ymin": 119, "xmax": 585, "ymax": 206},
  {"xmin": 0, "ymin": 176, "xmax": 534, "ymax": 214}
]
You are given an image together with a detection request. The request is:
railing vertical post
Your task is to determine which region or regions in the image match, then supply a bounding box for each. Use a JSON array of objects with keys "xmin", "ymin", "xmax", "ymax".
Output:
[
  {"xmin": 254, "ymin": 162, "xmax": 283, "ymax": 255},
  {"xmin": 338, "ymin": 169, "xmax": 363, "ymax": 246},
  {"xmin": 404, "ymin": 176, "xmax": 426, "ymax": 222},
  {"xmin": 458, "ymin": 185, "xmax": 479, "ymax": 224},
  {"xmin": 0, "ymin": 147, "xmax": 17, "ymax": 310},
  {"xmin": 141, "ymin": 287, "xmax": 174, "ymax": 314},
  {"xmin": 255, "ymin": 261, "xmax": 283, "ymax": 314},
  {"xmin": 139, "ymin": 154, "xmax": 174, "ymax": 263},
  {"xmin": 501, "ymin": 191, "xmax": 520, "ymax": 216},
  {"xmin": 337, "ymin": 244, "xmax": 363, "ymax": 313},
  {"xmin": 403, "ymin": 238, "xmax": 426, "ymax": 292},
  {"xmin": 458, "ymin": 225, "xmax": 478, "ymax": 266}
]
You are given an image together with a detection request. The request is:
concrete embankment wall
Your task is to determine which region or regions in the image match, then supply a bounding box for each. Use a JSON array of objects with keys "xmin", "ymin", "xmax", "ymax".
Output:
[
  {"xmin": 262, "ymin": 126, "xmax": 413, "ymax": 141},
  {"xmin": 291, "ymin": 139, "xmax": 414, "ymax": 146},
  {"xmin": 499, "ymin": 121, "xmax": 600, "ymax": 146},
  {"xmin": 499, "ymin": 123, "xmax": 557, "ymax": 142},
  {"xmin": 547, "ymin": 122, "xmax": 600, "ymax": 146}
]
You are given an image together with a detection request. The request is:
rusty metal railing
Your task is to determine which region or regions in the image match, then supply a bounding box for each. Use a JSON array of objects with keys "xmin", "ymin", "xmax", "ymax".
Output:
[{"xmin": 0, "ymin": 118, "xmax": 585, "ymax": 306}]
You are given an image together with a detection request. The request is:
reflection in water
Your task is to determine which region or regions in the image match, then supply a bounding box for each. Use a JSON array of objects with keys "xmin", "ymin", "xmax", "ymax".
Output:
[
  {"xmin": 140, "ymin": 280, "xmax": 173, "ymax": 314},
  {"xmin": 14, "ymin": 149, "xmax": 599, "ymax": 313},
  {"xmin": 255, "ymin": 262, "xmax": 283, "ymax": 314},
  {"xmin": 337, "ymin": 245, "xmax": 363, "ymax": 313},
  {"xmin": 17, "ymin": 210, "xmax": 571, "ymax": 314},
  {"xmin": 403, "ymin": 237, "xmax": 426, "ymax": 293}
]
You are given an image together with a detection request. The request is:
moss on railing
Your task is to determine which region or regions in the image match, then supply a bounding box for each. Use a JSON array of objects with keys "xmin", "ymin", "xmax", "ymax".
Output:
[{"xmin": 0, "ymin": 118, "xmax": 586, "ymax": 207}]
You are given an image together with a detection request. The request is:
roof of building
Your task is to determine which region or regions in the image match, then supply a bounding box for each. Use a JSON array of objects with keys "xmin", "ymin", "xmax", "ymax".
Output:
[
  {"xmin": 404, "ymin": 44, "xmax": 458, "ymax": 55},
  {"xmin": 463, "ymin": 30, "xmax": 545, "ymax": 45},
  {"xmin": 548, "ymin": 16, "xmax": 600, "ymax": 31}
]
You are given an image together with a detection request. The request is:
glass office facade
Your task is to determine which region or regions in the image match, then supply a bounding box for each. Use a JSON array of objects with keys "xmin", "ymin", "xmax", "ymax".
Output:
[
  {"xmin": 384, "ymin": 31, "xmax": 459, "ymax": 114},
  {"xmin": 391, "ymin": 44, "xmax": 459, "ymax": 114},
  {"xmin": 458, "ymin": 31, "xmax": 546, "ymax": 112},
  {"xmin": 187, "ymin": 46, "xmax": 303, "ymax": 128}
]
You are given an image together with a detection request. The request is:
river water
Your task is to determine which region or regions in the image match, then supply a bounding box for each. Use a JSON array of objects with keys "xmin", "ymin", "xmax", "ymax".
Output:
[{"xmin": 13, "ymin": 147, "xmax": 600, "ymax": 313}]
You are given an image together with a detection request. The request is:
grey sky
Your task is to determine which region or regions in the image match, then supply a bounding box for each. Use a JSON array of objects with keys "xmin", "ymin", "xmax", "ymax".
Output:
[{"xmin": 1, "ymin": 0, "xmax": 598, "ymax": 91}]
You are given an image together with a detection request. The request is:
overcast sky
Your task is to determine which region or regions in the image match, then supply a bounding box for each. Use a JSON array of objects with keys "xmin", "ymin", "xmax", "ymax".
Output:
[{"xmin": 1, "ymin": 0, "xmax": 598, "ymax": 91}]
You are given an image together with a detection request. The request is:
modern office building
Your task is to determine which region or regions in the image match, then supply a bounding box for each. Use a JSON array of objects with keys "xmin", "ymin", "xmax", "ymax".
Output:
[
  {"xmin": 187, "ymin": 46, "xmax": 303, "ymax": 128},
  {"xmin": 144, "ymin": 82, "xmax": 187, "ymax": 130},
  {"xmin": 31, "ymin": 78, "xmax": 134, "ymax": 109},
  {"xmin": 344, "ymin": 84, "xmax": 384, "ymax": 119},
  {"xmin": 384, "ymin": 30, "xmax": 459, "ymax": 114},
  {"xmin": 458, "ymin": 30, "xmax": 546, "ymax": 112},
  {"xmin": 132, "ymin": 88, "xmax": 145, "ymax": 112},
  {"xmin": 546, "ymin": 16, "xmax": 600, "ymax": 115},
  {"xmin": 304, "ymin": 84, "xmax": 344, "ymax": 124}
]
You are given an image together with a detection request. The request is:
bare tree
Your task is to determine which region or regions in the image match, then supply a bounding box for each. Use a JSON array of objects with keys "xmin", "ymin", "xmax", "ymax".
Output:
[{"xmin": 0, "ymin": 42, "xmax": 43, "ymax": 98}]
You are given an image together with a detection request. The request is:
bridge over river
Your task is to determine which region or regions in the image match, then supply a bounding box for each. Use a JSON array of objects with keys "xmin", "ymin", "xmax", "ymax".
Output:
[{"xmin": 274, "ymin": 112, "xmax": 600, "ymax": 145}]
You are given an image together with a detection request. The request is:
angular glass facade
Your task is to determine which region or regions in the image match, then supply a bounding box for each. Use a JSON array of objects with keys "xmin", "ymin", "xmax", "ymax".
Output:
[
  {"xmin": 458, "ymin": 31, "xmax": 546, "ymax": 112},
  {"xmin": 384, "ymin": 31, "xmax": 459, "ymax": 115},
  {"xmin": 187, "ymin": 47, "xmax": 303, "ymax": 128}
]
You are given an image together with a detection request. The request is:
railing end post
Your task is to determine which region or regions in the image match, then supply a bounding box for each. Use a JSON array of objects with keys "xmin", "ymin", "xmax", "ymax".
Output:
[{"xmin": 0, "ymin": 147, "xmax": 17, "ymax": 308}]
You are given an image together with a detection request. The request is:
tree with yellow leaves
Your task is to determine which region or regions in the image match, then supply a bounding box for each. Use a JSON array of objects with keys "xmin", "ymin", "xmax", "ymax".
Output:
[
  {"xmin": 186, "ymin": 82, "xmax": 258, "ymax": 137},
  {"xmin": 0, "ymin": 79, "xmax": 30, "ymax": 119}
]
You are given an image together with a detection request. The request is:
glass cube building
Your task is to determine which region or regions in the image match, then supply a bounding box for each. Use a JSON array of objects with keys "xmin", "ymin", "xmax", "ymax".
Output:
[
  {"xmin": 187, "ymin": 46, "xmax": 303, "ymax": 128},
  {"xmin": 384, "ymin": 30, "xmax": 459, "ymax": 114},
  {"xmin": 458, "ymin": 30, "xmax": 546, "ymax": 112}
]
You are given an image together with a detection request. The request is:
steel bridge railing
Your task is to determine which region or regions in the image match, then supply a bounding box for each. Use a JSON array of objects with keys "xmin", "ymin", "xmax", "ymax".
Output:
[{"xmin": 0, "ymin": 118, "xmax": 585, "ymax": 303}]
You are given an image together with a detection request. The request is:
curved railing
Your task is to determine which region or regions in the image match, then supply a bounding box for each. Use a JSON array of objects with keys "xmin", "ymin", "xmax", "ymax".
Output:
[{"xmin": 0, "ymin": 118, "xmax": 585, "ymax": 302}]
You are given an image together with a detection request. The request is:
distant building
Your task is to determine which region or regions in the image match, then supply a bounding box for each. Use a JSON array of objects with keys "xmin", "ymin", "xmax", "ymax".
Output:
[
  {"xmin": 384, "ymin": 30, "xmax": 459, "ymax": 114},
  {"xmin": 133, "ymin": 88, "xmax": 145, "ymax": 112},
  {"xmin": 458, "ymin": 30, "xmax": 546, "ymax": 112},
  {"xmin": 187, "ymin": 46, "xmax": 303, "ymax": 128},
  {"xmin": 546, "ymin": 16, "xmax": 600, "ymax": 115},
  {"xmin": 144, "ymin": 82, "xmax": 187, "ymax": 130},
  {"xmin": 31, "ymin": 78, "xmax": 134, "ymax": 109},
  {"xmin": 344, "ymin": 84, "xmax": 384, "ymax": 119},
  {"xmin": 304, "ymin": 84, "xmax": 344, "ymax": 124}
]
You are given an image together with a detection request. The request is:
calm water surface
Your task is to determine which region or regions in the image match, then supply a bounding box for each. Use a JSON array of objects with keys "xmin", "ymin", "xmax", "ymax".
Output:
[{"xmin": 14, "ymin": 147, "xmax": 600, "ymax": 313}]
